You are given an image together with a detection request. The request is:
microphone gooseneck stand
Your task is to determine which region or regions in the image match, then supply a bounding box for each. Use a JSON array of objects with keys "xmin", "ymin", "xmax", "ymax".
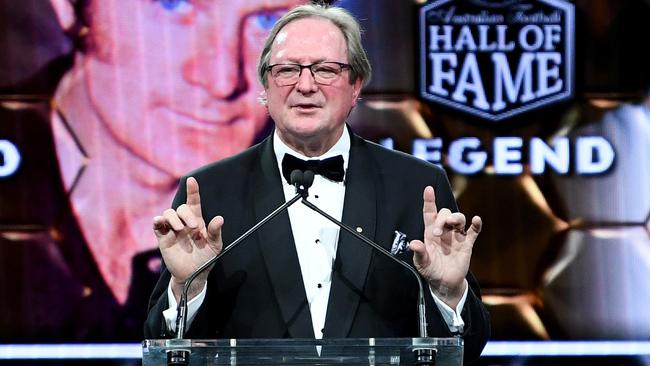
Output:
[{"xmin": 167, "ymin": 170, "xmax": 309, "ymax": 366}]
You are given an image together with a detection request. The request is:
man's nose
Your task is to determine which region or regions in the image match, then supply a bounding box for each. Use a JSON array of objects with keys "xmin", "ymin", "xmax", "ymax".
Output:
[
  {"xmin": 295, "ymin": 67, "xmax": 319, "ymax": 94},
  {"xmin": 182, "ymin": 26, "xmax": 245, "ymax": 99}
]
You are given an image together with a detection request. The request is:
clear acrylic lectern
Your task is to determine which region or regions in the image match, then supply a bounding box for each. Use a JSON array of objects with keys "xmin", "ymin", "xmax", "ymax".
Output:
[{"xmin": 142, "ymin": 337, "xmax": 463, "ymax": 365}]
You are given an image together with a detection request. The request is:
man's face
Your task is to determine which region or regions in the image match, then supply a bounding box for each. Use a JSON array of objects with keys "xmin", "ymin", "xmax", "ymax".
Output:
[
  {"xmin": 265, "ymin": 17, "xmax": 363, "ymax": 153},
  {"xmin": 82, "ymin": 0, "xmax": 304, "ymax": 176}
]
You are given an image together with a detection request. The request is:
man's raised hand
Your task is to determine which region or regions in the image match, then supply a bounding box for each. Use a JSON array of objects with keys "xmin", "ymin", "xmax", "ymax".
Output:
[
  {"xmin": 409, "ymin": 186, "xmax": 482, "ymax": 309},
  {"xmin": 152, "ymin": 177, "xmax": 223, "ymax": 300}
]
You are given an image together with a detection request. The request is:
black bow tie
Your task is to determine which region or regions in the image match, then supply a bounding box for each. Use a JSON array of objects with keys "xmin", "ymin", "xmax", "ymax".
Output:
[{"xmin": 281, "ymin": 154, "xmax": 345, "ymax": 183}]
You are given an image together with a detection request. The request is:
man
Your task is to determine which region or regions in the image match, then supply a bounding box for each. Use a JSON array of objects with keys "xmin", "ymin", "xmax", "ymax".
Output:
[{"xmin": 145, "ymin": 4, "xmax": 490, "ymax": 362}]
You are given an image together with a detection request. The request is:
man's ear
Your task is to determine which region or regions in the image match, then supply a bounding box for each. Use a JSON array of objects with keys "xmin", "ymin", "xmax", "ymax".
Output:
[
  {"xmin": 258, "ymin": 90, "xmax": 268, "ymax": 106},
  {"xmin": 49, "ymin": 0, "xmax": 76, "ymax": 31},
  {"xmin": 351, "ymin": 78, "xmax": 363, "ymax": 106}
]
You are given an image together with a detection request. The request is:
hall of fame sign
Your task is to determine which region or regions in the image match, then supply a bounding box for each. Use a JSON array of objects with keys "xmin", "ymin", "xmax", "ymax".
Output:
[{"xmin": 419, "ymin": 0, "xmax": 575, "ymax": 121}]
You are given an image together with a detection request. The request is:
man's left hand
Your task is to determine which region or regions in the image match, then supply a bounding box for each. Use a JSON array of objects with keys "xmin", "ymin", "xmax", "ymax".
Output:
[{"xmin": 409, "ymin": 186, "xmax": 482, "ymax": 309}]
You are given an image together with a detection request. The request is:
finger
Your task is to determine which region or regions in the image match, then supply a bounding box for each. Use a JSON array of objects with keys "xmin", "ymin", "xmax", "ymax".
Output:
[
  {"xmin": 162, "ymin": 208, "xmax": 185, "ymax": 232},
  {"xmin": 408, "ymin": 239, "xmax": 429, "ymax": 266},
  {"xmin": 431, "ymin": 208, "xmax": 452, "ymax": 237},
  {"xmin": 176, "ymin": 204, "xmax": 199, "ymax": 229},
  {"xmin": 422, "ymin": 186, "xmax": 438, "ymax": 235},
  {"xmin": 206, "ymin": 216, "xmax": 224, "ymax": 246},
  {"xmin": 186, "ymin": 177, "xmax": 203, "ymax": 216},
  {"xmin": 466, "ymin": 216, "xmax": 483, "ymax": 242},
  {"xmin": 444, "ymin": 212, "xmax": 467, "ymax": 233},
  {"xmin": 423, "ymin": 186, "xmax": 438, "ymax": 214},
  {"xmin": 152, "ymin": 216, "xmax": 171, "ymax": 235}
]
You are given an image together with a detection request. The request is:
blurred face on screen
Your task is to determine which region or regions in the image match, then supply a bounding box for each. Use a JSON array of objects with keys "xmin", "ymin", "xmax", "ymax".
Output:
[
  {"xmin": 81, "ymin": 0, "xmax": 304, "ymax": 176},
  {"xmin": 47, "ymin": 0, "xmax": 305, "ymax": 304}
]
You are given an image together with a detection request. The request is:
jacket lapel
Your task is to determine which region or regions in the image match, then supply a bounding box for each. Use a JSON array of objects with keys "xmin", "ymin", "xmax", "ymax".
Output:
[
  {"xmin": 253, "ymin": 137, "xmax": 314, "ymax": 338},
  {"xmin": 323, "ymin": 134, "xmax": 377, "ymax": 337}
]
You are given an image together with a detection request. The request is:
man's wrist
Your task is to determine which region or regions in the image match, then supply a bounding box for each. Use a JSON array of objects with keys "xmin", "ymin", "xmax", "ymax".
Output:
[
  {"xmin": 429, "ymin": 280, "xmax": 466, "ymax": 309},
  {"xmin": 171, "ymin": 276, "xmax": 207, "ymax": 304},
  {"xmin": 164, "ymin": 281, "xmax": 208, "ymax": 332},
  {"xmin": 429, "ymin": 279, "xmax": 468, "ymax": 333}
]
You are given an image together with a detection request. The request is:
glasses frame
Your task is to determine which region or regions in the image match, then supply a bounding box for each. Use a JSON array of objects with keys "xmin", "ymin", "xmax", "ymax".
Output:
[{"xmin": 267, "ymin": 62, "xmax": 351, "ymax": 86}]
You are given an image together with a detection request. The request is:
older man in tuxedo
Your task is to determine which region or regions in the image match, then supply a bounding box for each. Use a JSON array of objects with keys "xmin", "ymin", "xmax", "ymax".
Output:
[{"xmin": 145, "ymin": 3, "xmax": 490, "ymax": 363}]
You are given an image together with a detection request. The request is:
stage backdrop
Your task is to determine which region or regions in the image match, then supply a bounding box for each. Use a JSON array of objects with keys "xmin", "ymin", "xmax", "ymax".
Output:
[{"xmin": 1, "ymin": 0, "xmax": 649, "ymax": 343}]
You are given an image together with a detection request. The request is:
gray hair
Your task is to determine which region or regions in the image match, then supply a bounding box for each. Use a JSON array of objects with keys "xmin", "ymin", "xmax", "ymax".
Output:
[{"xmin": 256, "ymin": 4, "xmax": 372, "ymax": 89}]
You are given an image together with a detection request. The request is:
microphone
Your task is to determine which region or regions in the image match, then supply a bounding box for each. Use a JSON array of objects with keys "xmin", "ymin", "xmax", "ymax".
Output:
[
  {"xmin": 296, "ymin": 171, "xmax": 436, "ymax": 364},
  {"xmin": 292, "ymin": 169, "xmax": 313, "ymax": 198},
  {"xmin": 168, "ymin": 170, "xmax": 312, "ymax": 366}
]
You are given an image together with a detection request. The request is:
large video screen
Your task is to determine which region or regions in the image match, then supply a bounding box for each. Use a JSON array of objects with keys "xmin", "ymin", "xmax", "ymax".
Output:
[{"xmin": 1, "ymin": 0, "xmax": 649, "ymax": 346}]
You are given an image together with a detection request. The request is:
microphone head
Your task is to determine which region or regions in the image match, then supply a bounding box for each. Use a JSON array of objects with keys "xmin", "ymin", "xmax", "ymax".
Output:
[
  {"xmin": 303, "ymin": 170, "xmax": 315, "ymax": 188},
  {"xmin": 290, "ymin": 169, "xmax": 303, "ymax": 187}
]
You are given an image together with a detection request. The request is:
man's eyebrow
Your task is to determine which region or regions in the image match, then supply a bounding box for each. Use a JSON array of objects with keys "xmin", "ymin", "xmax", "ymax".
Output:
[{"xmin": 275, "ymin": 58, "xmax": 329, "ymax": 64}]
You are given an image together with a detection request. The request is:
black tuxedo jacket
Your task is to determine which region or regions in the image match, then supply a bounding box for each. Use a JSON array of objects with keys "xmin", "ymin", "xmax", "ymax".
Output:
[{"xmin": 145, "ymin": 132, "xmax": 490, "ymax": 362}]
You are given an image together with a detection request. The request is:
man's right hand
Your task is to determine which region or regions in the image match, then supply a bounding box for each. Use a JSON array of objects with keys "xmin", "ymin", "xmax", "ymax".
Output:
[{"xmin": 153, "ymin": 177, "xmax": 223, "ymax": 302}]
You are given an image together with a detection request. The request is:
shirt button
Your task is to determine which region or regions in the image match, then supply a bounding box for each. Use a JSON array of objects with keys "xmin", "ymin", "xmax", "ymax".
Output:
[
  {"xmin": 315, "ymin": 239, "xmax": 320, "ymax": 244},
  {"xmin": 317, "ymin": 283, "xmax": 322, "ymax": 288}
]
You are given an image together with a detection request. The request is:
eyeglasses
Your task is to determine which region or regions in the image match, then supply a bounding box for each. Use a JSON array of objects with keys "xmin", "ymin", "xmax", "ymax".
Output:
[{"xmin": 267, "ymin": 62, "xmax": 351, "ymax": 86}]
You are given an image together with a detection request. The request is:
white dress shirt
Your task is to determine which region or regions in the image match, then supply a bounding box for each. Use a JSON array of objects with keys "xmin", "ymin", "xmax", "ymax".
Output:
[
  {"xmin": 272, "ymin": 128, "xmax": 349, "ymax": 338},
  {"xmin": 163, "ymin": 126, "xmax": 467, "ymax": 335}
]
